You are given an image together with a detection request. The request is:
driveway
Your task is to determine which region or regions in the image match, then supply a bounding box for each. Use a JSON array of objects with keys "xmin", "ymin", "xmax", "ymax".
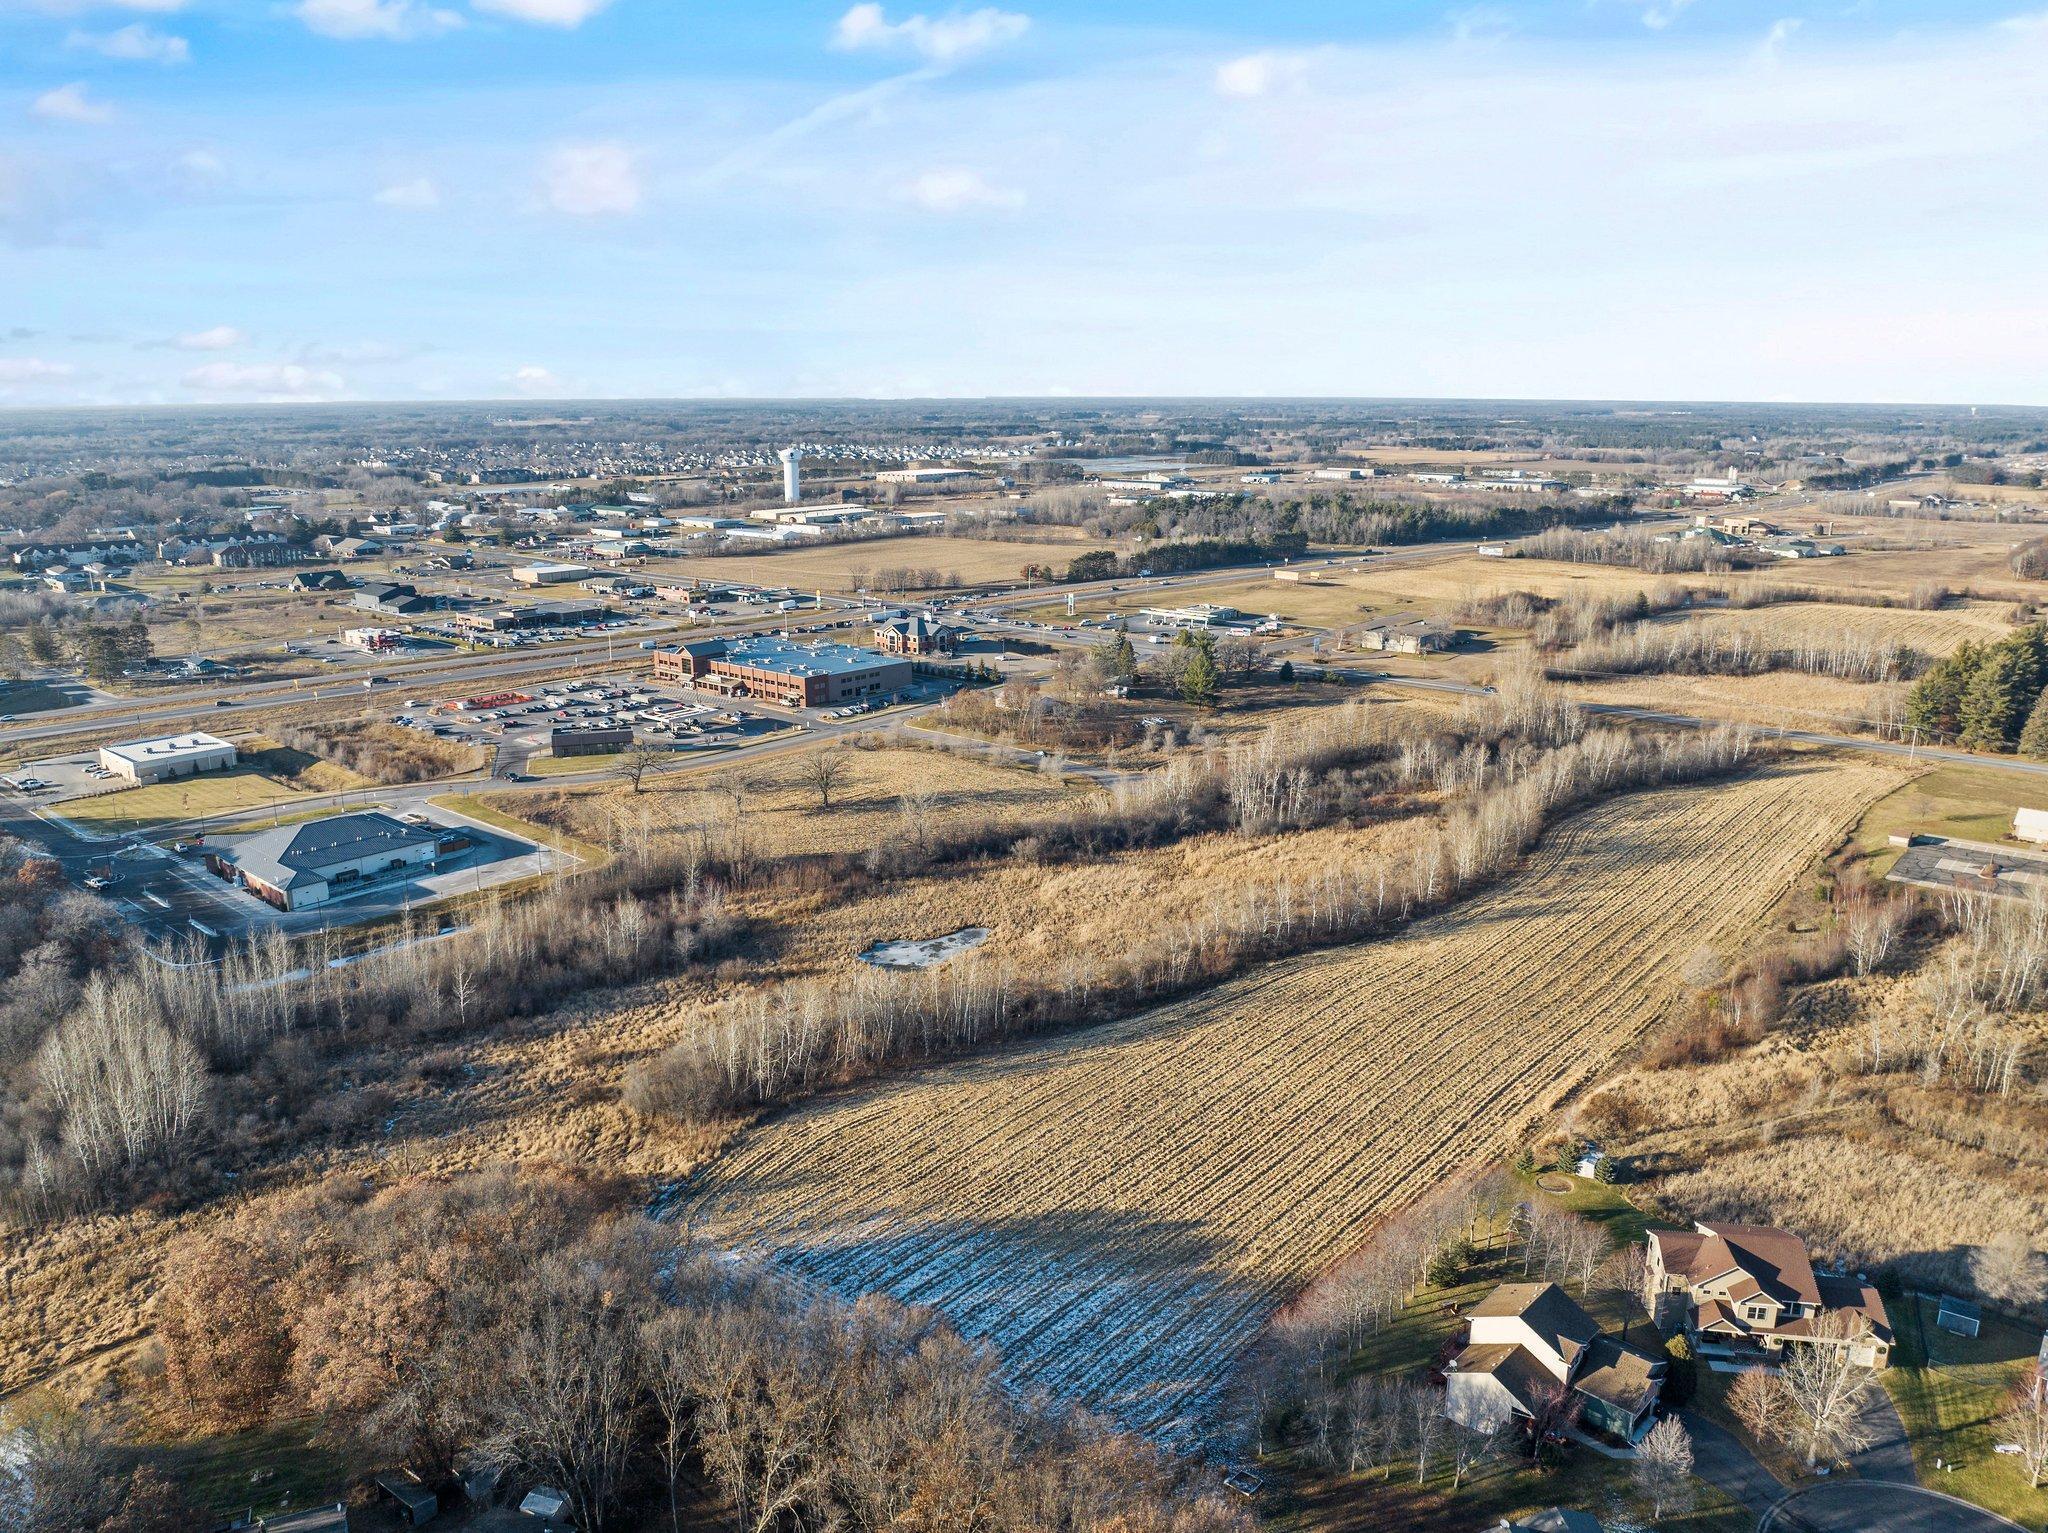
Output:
[
  {"xmin": 1760, "ymin": 1481, "xmax": 2029, "ymax": 1532},
  {"xmin": 1850, "ymin": 1385, "xmax": 1919, "ymax": 1484},
  {"xmin": 1681, "ymin": 1410, "xmax": 1785, "ymax": 1519}
]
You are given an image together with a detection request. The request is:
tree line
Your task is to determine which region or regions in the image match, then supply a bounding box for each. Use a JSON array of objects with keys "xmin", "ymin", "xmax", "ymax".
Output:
[
  {"xmin": 1904, "ymin": 625, "xmax": 2048, "ymax": 752},
  {"xmin": 629, "ymin": 684, "xmax": 1764, "ymax": 1128},
  {"xmin": 143, "ymin": 1166, "xmax": 1250, "ymax": 1533}
]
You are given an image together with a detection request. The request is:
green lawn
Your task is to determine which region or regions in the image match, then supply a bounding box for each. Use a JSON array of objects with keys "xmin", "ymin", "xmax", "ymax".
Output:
[
  {"xmin": 56, "ymin": 769, "xmax": 311, "ymax": 834},
  {"xmin": 1854, "ymin": 765, "xmax": 2048, "ymax": 876},
  {"xmin": 1884, "ymin": 1292, "xmax": 2048, "ymax": 1526},
  {"xmin": 144, "ymin": 1418, "xmax": 354, "ymax": 1521},
  {"xmin": 1263, "ymin": 1174, "xmax": 1713, "ymax": 1533}
]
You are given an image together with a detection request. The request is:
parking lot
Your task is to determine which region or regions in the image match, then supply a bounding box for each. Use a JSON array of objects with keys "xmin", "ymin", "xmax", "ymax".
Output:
[
  {"xmin": 0, "ymin": 748, "xmax": 128, "ymax": 802},
  {"xmin": 392, "ymin": 674, "xmax": 794, "ymax": 775}
]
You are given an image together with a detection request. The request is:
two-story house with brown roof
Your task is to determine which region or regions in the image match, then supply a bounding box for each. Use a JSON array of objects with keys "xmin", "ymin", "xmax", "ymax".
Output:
[{"xmin": 1646, "ymin": 1221, "xmax": 1891, "ymax": 1368}]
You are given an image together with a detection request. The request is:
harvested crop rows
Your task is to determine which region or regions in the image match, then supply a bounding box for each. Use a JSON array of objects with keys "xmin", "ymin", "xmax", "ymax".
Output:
[
  {"xmin": 683, "ymin": 758, "xmax": 1895, "ymax": 1445},
  {"xmin": 1668, "ymin": 600, "xmax": 2012, "ymax": 656}
]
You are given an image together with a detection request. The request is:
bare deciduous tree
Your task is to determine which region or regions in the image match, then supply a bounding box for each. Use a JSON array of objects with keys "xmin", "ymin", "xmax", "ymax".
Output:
[
  {"xmin": 1972, "ymin": 1234, "xmax": 2048, "ymax": 1308},
  {"xmin": 1997, "ymin": 1364, "xmax": 2048, "ymax": 1490},
  {"xmin": 1631, "ymin": 1415, "xmax": 1696, "ymax": 1519},
  {"xmin": 1727, "ymin": 1366, "xmax": 1792, "ymax": 1448},
  {"xmin": 1780, "ymin": 1316, "xmax": 1879, "ymax": 1467},
  {"xmin": 799, "ymin": 749, "xmax": 849, "ymax": 809}
]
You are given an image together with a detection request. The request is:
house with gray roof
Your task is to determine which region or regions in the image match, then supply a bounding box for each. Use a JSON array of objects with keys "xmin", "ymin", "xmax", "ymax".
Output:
[
  {"xmin": 208, "ymin": 811, "xmax": 444, "ymax": 911},
  {"xmin": 1444, "ymin": 1282, "xmax": 1665, "ymax": 1444}
]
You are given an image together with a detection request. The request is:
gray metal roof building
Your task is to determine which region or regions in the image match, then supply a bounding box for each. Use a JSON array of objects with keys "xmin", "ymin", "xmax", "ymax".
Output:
[{"xmin": 212, "ymin": 811, "xmax": 443, "ymax": 911}]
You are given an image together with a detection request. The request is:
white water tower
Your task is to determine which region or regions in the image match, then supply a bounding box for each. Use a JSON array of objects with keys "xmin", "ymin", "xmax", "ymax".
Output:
[{"xmin": 778, "ymin": 448, "xmax": 801, "ymax": 505}]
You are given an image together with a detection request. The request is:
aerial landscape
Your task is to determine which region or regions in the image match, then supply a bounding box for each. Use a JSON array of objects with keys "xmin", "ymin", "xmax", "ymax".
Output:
[{"xmin": 6, "ymin": 3, "xmax": 2048, "ymax": 1533}]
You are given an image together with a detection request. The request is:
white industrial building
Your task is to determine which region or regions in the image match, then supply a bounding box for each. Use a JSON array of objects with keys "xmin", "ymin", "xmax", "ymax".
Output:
[
  {"xmin": 876, "ymin": 466, "xmax": 977, "ymax": 485},
  {"xmin": 98, "ymin": 732, "xmax": 239, "ymax": 786},
  {"xmin": 512, "ymin": 562, "xmax": 592, "ymax": 586},
  {"xmin": 1313, "ymin": 466, "xmax": 1375, "ymax": 480}
]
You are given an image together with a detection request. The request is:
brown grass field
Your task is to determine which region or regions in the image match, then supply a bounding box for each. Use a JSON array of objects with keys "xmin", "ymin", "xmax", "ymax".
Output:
[
  {"xmin": 633, "ymin": 532, "xmax": 1113, "ymax": 593},
  {"xmin": 1566, "ymin": 672, "xmax": 1912, "ymax": 735},
  {"xmin": 1666, "ymin": 599, "xmax": 2014, "ymax": 655},
  {"xmin": 680, "ymin": 756, "xmax": 1896, "ymax": 1444}
]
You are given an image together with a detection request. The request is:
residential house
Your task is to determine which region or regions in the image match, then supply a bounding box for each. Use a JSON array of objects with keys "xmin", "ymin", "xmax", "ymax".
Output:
[
  {"xmin": 1443, "ymin": 1282, "xmax": 1665, "ymax": 1444},
  {"xmin": 1646, "ymin": 1221, "xmax": 1892, "ymax": 1368},
  {"xmin": 292, "ymin": 568, "xmax": 352, "ymax": 591}
]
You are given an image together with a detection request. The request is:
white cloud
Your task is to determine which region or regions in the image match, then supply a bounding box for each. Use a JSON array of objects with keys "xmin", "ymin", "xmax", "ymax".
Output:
[
  {"xmin": 67, "ymin": 23, "xmax": 190, "ymax": 64},
  {"xmin": 375, "ymin": 175, "xmax": 441, "ymax": 209},
  {"xmin": 0, "ymin": 358, "xmax": 77, "ymax": 391},
  {"xmin": 1449, "ymin": 7, "xmax": 1515, "ymax": 46},
  {"xmin": 181, "ymin": 362, "xmax": 346, "ymax": 399},
  {"xmin": 1756, "ymin": 17, "xmax": 1801, "ymax": 64},
  {"xmin": 470, "ymin": 0, "xmax": 611, "ymax": 26},
  {"xmin": 1213, "ymin": 50, "xmax": 1313, "ymax": 99},
  {"xmin": 175, "ymin": 325, "xmax": 245, "ymax": 351},
  {"xmin": 832, "ymin": 3, "xmax": 1028, "ymax": 65},
  {"xmin": 510, "ymin": 364, "xmax": 560, "ymax": 394},
  {"xmin": 296, "ymin": 0, "xmax": 462, "ymax": 40},
  {"xmin": 1640, "ymin": 0, "xmax": 1697, "ymax": 29},
  {"xmin": 537, "ymin": 141, "xmax": 640, "ymax": 216},
  {"xmin": 31, "ymin": 83, "xmax": 114, "ymax": 124},
  {"xmin": 900, "ymin": 167, "xmax": 1022, "ymax": 212}
]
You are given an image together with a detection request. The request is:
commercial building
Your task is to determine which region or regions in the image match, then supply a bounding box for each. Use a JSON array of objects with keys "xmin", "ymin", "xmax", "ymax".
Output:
[
  {"xmin": 457, "ymin": 599, "xmax": 609, "ymax": 634},
  {"xmin": 512, "ymin": 562, "xmax": 592, "ymax": 586},
  {"xmin": 1354, "ymin": 614, "xmax": 1459, "ymax": 654},
  {"xmin": 873, "ymin": 613, "xmax": 957, "ymax": 656},
  {"xmin": 1312, "ymin": 466, "xmax": 1374, "ymax": 481},
  {"xmin": 876, "ymin": 466, "xmax": 977, "ymax": 485},
  {"xmin": 653, "ymin": 635, "xmax": 912, "ymax": 708},
  {"xmin": 208, "ymin": 811, "xmax": 446, "ymax": 912},
  {"xmin": 344, "ymin": 626, "xmax": 404, "ymax": 651},
  {"xmin": 97, "ymin": 732, "xmax": 238, "ymax": 786},
  {"xmin": 552, "ymin": 726, "xmax": 635, "ymax": 757},
  {"xmin": 1139, "ymin": 602, "xmax": 1245, "ymax": 630},
  {"xmin": 353, "ymin": 583, "xmax": 437, "ymax": 616}
]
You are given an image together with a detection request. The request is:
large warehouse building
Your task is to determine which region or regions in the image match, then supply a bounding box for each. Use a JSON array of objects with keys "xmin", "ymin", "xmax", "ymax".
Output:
[
  {"xmin": 98, "ymin": 732, "xmax": 238, "ymax": 786},
  {"xmin": 208, "ymin": 811, "xmax": 445, "ymax": 912},
  {"xmin": 652, "ymin": 635, "xmax": 912, "ymax": 708}
]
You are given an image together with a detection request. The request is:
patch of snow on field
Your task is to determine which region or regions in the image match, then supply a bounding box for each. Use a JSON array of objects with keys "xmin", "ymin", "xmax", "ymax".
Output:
[{"xmin": 858, "ymin": 927, "xmax": 990, "ymax": 969}]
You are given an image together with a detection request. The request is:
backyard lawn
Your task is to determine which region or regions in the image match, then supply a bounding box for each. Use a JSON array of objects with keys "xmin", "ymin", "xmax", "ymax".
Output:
[
  {"xmin": 1885, "ymin": 1292, "xmax": 2048, "ymax": 1527},
  {"xmin": 1260, "ymin": 1170, "xmax": 1730, "ymax": 1532}
]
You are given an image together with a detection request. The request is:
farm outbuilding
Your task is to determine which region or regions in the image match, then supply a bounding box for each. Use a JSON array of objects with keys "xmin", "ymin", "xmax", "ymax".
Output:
[{"xmin": 1936, "ymin": 1295, "xmax": 1983, "ymax": 1338}]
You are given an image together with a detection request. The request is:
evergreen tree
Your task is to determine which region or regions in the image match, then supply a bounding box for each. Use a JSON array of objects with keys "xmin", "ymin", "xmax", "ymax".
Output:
[
  {"xmin": 1959, "ymin": 638, "xmax": 2043, "ymax": 752},
  {"xmin": 1904, "ymin": 642, "xmax": 1982, "ymax": 743},
  {"xmin": 1106, "ymin": 633, "xmax": 1137, "ymax": 684},
  {"xmin": 2022, "ymin": 689, "xmax": 2048, "ymax": 760},
  {"xmin": 1179, "ymin": 640, "xmax": 1220, "ymax": 706}
]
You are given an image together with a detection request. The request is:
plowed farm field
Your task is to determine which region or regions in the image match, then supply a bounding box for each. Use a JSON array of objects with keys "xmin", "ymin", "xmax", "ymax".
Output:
[
  {"xmin": 1664, "ymin": 600, "xmax": 2012, "ymax": 656},
  {"xmin": 682, "ymin": 757, "xmax": 1896, "ymax": 1445}
]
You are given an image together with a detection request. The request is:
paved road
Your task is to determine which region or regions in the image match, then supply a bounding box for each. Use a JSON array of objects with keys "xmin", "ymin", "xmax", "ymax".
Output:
[{"xmin": 1760, "ymin": 1480, "xmax": 2028, "ymax": 1532}]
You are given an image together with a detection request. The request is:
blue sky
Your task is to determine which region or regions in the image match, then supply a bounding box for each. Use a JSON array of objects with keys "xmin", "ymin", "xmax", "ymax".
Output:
[{"xmin": 2, "ymin": 0, "xmax": 2044, "ymax": 406}]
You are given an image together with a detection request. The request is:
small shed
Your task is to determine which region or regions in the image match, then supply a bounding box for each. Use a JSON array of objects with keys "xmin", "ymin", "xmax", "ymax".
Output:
[
  {"xmin": 1937, "ymin": 1295, "xmax": 1983, "ymax": 1338},
  {"xmin": 1574, "ymin": 1145, "xmax": 1608, "ymax": 1180},
  {"xmin": 374, "ymin": 1473, "xmax": 438, "ymax": 1525},
  {"xmin": 520, "ymin": 1486, "xmax": 573, "ymax": 1528}
]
